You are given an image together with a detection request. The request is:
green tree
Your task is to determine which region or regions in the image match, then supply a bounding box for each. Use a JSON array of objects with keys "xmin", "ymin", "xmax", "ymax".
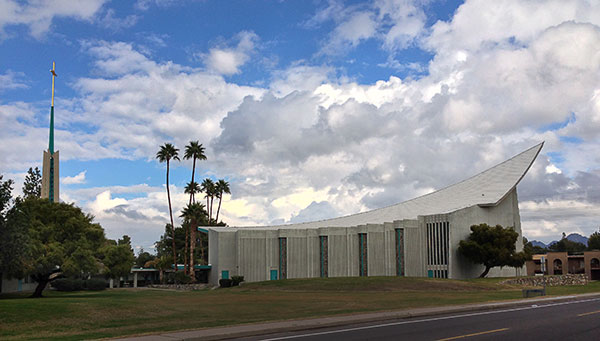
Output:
[
  {"xmin": 22, "ymin": 167, "xmax": 42, "ymax": 198},
  {"xmin": 0, "ymin": 176, "xmax": 18, "ymax": 281},
  {"xmin": 0, "ymin": 197, "xmax": 106, "ymax": 297},
  {"xmin": 184, "ymin": 181, "xmax": 201, "ymax": 202},
  {"xmin": 180, "ymin": 202, "xmax": 208, "ymax": 280},
  {"xmin": 458, "ymin": 224, "xmax": 527, "ymax": 278},
  {"xmin": 0, "ymin": 175, "xmax": 14, "ymax": 214},
  {"xmin": 201, "ymin": 178, "xmax": 215, "ymax": 224},
  {"xmin": 100, "ymin": 235, "xmax": 135, "ymax": 283},
  {"xmin": 215, "ymin": 179, "xmax": 230, "ymax": 224},
  {"xmin": 183, "ymin": 180, "xmax": 200, "ymax": 271},
  {"xmin": 548, "ymin": 234, "xmax": 586, "ymax": 253},
  {"xmin": 183, "ymin": 141, "xmax": 206, "ymax": 205},
  {"xmin": 587, "ymin": 231, "xmax": 600, "ymax": 251},
  {"xmin": 156, "ymin": 143, "xmax": 180, "ymax": 271},
  {"xmin": 135, "ymin": 249, "xmax": 156, "ymax": 268}
]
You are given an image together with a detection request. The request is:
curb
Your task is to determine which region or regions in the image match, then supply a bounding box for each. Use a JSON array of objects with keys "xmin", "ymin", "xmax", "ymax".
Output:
[{"xmin": 113, "ymin": 292, "xmax": 600, "ymax": 341}]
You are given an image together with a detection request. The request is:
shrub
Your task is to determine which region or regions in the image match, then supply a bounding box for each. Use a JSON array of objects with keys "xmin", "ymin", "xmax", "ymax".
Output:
[
  {"xmin": 174, "ymin": 271, "xmax": 193, "ymax": 284},
  {"xmin": 219, "ymin": 279, "xmax": 232, "ymax": 288},
  {"xmin": 231, "ymin": 276, "xmax": 244, "ymax": 286},
  {"xmin": 51, "ymin": 278, "xmax": 85, "ymax": 291},
  {"xmin": 85, "ymin": 279, "xmax": 107, "ymax": 291}
]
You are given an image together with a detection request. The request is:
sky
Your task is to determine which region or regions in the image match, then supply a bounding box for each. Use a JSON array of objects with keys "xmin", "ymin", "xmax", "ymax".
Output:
[{"xmin": 2, "ymin": 0, "xmax": 600, "ymax": 253}]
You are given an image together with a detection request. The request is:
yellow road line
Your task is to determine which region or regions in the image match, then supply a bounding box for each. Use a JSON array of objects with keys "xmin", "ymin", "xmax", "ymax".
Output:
[
  {"xmin": 578, "ymin": 310, "xmax": 600, "ymax": 317},
  {"xmin": 437, "ymin": 328, "xmax": 509, "ymax": 341}
]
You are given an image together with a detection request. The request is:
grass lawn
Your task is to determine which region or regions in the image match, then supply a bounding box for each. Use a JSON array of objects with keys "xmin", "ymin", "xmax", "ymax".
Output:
[{"xmin": 1, "ymin": 277, "xmax": 599, "ymax": 340}]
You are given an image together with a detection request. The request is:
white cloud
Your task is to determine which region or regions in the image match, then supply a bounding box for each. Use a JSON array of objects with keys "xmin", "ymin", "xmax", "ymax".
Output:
[
  {"xmin": 0, "ymin": 70, "xmax": 28, "ymax": 91},
  {"xmin": 98, "ymin": 8, "xmax": 139, "ymax": 31},
  {"xmin": 315, "ymin": 0, "xmax": 426, "ymax": 55},
  {"xmin": 62, "ymin": 170, "xmax": 86, "ymax": 184},
  {"xmin": 5, "ymin": 0, "xmax": 600, "ymax": 249},
  {"xmin": 202, "ymin": 31, "xmax": 259, "ymax": 75},
  {"xmin": 0, "ymin": 0, "xmax": 107, "ymax": 39}
]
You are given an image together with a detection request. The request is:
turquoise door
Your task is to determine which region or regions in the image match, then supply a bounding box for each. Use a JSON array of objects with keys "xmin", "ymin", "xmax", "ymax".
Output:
[
  {"xmin": 428, "ymin": 270, "xmax": 433, "ymax": 278},
  {"xmin": 270, "ymin": 270, "xmax": 278, "ymax": 280},
  {"xmin": 221, "ymin": 270, "xmax": 229, "ymax": 279}
]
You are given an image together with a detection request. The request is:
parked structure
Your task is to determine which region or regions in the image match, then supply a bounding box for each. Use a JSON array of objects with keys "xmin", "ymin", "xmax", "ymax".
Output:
[
  {"xmin": 206, "ymin": 143, "xmax": 543, "ymax": 286},
  {"xmin": 526, "ymin": 251, "xmax": 600, "ymax": 280}
]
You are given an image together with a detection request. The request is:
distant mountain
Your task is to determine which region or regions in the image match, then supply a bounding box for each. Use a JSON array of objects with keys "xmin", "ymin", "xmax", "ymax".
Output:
[
  {"xmin": 566, "ymin": 233, "xmax": 588, "ymax": 246},
  {"xmin": 530, "ymin": 240, "xmax": 548, "ymax": 248},
  {"xmin": 527, "ymin": 233, "xmax": 588, "ymax": 249}
]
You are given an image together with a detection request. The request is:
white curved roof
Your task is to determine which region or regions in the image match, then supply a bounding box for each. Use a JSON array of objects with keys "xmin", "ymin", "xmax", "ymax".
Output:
[{"xmin": 220, "ymin": 142, "xmax": 543, "ymax": 230}]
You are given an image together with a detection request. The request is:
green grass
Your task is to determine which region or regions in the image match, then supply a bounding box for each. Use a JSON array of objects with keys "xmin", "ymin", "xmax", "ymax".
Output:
[{"xmin": 1, "ymin": 277, "xmax": 599, "ymax": 340}]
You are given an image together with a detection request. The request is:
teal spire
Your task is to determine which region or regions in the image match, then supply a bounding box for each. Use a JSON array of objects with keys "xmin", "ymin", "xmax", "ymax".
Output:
[{"xmin": 49, "ymin": 106, "xmax": 54, "ymax": 154}]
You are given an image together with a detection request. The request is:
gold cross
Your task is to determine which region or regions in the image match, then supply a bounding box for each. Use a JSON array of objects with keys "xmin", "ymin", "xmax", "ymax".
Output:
[{"xmin": 50, "ymin": 61, "xmax": 57, "ymax": 107}]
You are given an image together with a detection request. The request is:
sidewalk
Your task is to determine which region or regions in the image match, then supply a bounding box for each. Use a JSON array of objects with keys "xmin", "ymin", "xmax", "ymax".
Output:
[{"xmin": 114, "ymin": 292, "xmax": 600, "ymax": 341}]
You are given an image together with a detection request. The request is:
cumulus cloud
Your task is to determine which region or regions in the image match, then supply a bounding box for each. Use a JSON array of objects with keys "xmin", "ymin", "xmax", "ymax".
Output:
[
  {"xmin": 0, "ymin": 0, "xmax": 107, "ymax": 39},
  {"xmin": 290, "ymin": 201, "xmax": 339, "ymax": 224},
  {"xmin": 62, "ymin": 170, "xmax": 87, "ymax": 184},
  {"xmin": 201, "ymin": 31, "xmax": 259, "ymax": 75},
  {"xmin": 5, "ymin": 0, "xmax": 600, "ymax": 249}
]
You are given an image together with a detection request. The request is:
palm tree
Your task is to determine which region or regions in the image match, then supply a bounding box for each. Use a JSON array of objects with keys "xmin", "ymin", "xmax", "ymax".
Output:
[
  {"xmin": 184, "ymin": 181, "xmax": 201, "ymax": 203},
  {"xmin": 183, "ymin": 180, "xmax": 201, "ymax": 271},
  {"xmin": 201, "ymin": 178, "xmax": 215, "ymax": 224},
  {"xmin": 183, "ymin": 141, "xmax": 206, "ymax": 204},
  {"xmin": 156, "ymin": 143, "xmax": 180, "ymax": 271},
  {"xmin": 215, "ymin": 179, "xmax": 230, "ymax": 224},
  {"xmin": 180, "ymin": 202, "xmax": 207, "ymax": 281}
]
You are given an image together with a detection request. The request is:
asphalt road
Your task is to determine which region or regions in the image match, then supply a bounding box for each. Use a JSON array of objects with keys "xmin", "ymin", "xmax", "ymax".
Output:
[{"xmin": 237, "ymin": 297, "xmax": 600, "ymax": 341}]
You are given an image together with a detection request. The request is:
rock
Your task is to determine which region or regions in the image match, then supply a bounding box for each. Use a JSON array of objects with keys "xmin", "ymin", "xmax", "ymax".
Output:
[
  {"xmin": 500, "ymin": 274, "xmax": 588, "ymax": 287},
  {"xmin": 146, "ymin": 284, "xmax": 209, "ymax": 290}
]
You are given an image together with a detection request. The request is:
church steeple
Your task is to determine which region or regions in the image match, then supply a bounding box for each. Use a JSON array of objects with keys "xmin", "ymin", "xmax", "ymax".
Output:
[
  {"xmin": 41, "ymin": 62, "xmax": 60, "ymax": 203},
  {"xmin": 49, "ymin": 61, "xmax": 56, "ymax": 154}
]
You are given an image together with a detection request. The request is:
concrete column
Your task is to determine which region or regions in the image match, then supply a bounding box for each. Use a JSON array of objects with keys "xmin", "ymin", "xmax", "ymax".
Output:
[
  {"xmin": 109, "ymin": 278, "xmax": 114, "ymax": 288},
  {"xmin": 133, "ymin": 272, "xmax": 138, "ymax": 288}
]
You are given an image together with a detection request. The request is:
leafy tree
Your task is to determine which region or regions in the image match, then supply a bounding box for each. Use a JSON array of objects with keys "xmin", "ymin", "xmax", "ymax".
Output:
[
  {"xmin": 0, "ymin": 176, "xmax": 19, "ymax": 280},
  {"xmin": 155, "ymin": 224, "xmax": 186, "ymax": 265},
  {"xmin": 22, "ymin": 167, "xmax": 41, "ymax": 198},
  {"xmin": 458, "ymin": 224, "xmax": 527, "ymax": 278},
  {"xmin": 0, "ymin": 175, "xmax": 14, "ymax": 214},
  {"xmin": 156, "ymin": 143, "xmax": 180, "ymax": 271},
  {"xmin": 0, "ymin": 197, "xmax": 106, "ymax": 297},
  {"xmin": 215, "ymin": 179, "xmax": 230, "ymax": 224},
  {"xmin": 135, "ymin": 249, "xmax": 156, "ymax": 268},
  {"xmin": 587, "ymin": 231, "xmax": 600, "ymax": 251},
  {"xmin": 100, "ymin": 235, "xmax": 135, "ymax": 282}
]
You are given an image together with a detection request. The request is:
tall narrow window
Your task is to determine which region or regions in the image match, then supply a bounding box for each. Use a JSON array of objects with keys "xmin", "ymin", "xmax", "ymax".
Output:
[
  {"xmin": 279, "ymin": 237, "xmax": 287, "ymax": 279},
  {"xmin": 396, "ymin": 229, "xmax": 404, "ymax": 276},
  {"xmin": 359, "ymin": 233, "xmax": 368, "ymax": 276},
  {"xmin": 320, "ymin": 236, "xmax": 328, "ymax": 278},
  {"xmin": 426, "ymin": 221, "xmax": 450, "ymax": 278}
]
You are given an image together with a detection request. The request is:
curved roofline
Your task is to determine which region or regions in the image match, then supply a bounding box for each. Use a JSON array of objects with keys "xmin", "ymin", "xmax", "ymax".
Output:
[
  {"xmin": 479, "ymin": 141, "xmax": 544, "ymax": 207},
  {"xmin": 208, "ymin": 142, "xmax": 544, "ymax": 230}
]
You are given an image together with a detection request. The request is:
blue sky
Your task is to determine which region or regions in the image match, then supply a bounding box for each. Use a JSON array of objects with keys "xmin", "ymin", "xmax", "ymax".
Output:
[{"xmin": 2, "ymin": 0, "xmax": 600, "ymax": 251}]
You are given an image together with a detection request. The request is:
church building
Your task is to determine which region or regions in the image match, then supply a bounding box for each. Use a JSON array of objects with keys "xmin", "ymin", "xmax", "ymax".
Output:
[{"xmin": 206, "ymin": 143, "xmax": 543, "ymax": 286}]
